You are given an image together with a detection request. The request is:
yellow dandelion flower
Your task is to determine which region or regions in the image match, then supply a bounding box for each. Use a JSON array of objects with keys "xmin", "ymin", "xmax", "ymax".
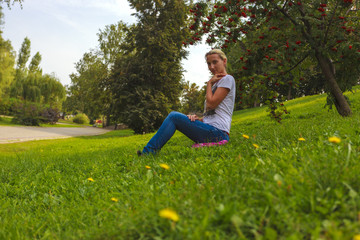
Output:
[
  {"xmin": 329, "ymin": 136, "xmax": 341, "ymax": 144},
  {"xmin": 159, "ymin": 208, "xmax": 179, "ymax": 222},
  {"xmin": 111, "ymin": 197, "xmax": 119, "ymax": 202},
  {"xmin": 87, "ymin": 177, "xmax": 94, "ymax": 182},
  {"xmin": 277, "ymin": 180, "xmax": 282, "ymax": 187},
  {"xmin": 242, "ymin": 134, "xmax": 250, "ymax": 139},
  {"xmin": 298, "ymin": 137, "xmax": 305, "ymax": 141},
  {"xmin": 160, "ymin": 163, "xmax": 170, "ymax": 170},
  {"xmin": 353, "ymin": 234, "xmax": 360, "ymax": 240},
  {"xmin": 253, "ymin": 144, "xmax": 259, "ymax": 149},
  {"xmin": 145, "ymin": 165, "xmax": 151, "ymax": 169}
]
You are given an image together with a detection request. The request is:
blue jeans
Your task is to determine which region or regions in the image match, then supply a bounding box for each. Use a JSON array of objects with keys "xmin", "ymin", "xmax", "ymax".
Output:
[{"xmin": 142, "ymin": 111, "xmax": 229, "ymax": 154}]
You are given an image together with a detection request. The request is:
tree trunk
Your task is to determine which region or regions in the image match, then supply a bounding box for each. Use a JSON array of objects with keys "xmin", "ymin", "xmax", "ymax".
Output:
[
  {"xmin": 102, "ymin": 116, "xmax": 106, "ymax": 128},
  {"xmin": 253, "ymin": 94, "xmax": 258, "ymax": 108},
  {"xmin": 106, "ymin": 114, "xmax": 111, "ymax": 128},
  {"xmin": 287, "ymin": 86, "xmax": 292, "ymax": 100},
  {"xmin": 315, "ymin": 52, "xmax": 352, "ymax": 116}
]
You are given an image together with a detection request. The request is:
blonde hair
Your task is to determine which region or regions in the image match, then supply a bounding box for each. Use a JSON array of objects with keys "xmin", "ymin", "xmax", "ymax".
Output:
[{"xmin": 205, "ymin": 49, "xmax": 227, "ymax": 62}]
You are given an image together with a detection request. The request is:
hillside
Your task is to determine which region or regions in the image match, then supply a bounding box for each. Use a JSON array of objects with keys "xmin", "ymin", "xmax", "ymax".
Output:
[{"xmin": 0, "ymin": 88, "xmax": 360, "ymax": 239}]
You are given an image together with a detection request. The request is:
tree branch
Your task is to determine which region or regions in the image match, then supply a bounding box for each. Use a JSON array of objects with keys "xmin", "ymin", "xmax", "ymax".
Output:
[
  {"xmin": 269, "ymin": 0, "xmax": 314, "ymax": 46},
  {"xmin": 269, "ymin": 0, "xmax": 299, "ymax": 27},
  {"xmin": 324, "ymin": 1, "xmax": 341, "ymax": 45},
  {"xmin": 281, "ymin": 52, "xmax": 310, "ymax": 76},
  {"xmin": 282, "ymin": 0, "xmax": 290, "ymax": 10}
]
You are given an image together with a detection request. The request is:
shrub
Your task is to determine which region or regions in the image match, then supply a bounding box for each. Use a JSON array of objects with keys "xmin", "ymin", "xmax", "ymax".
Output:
[
  {"xmin": 11, "ymin": 101, "xmax": 61, "ymax": 126},
  {"xmin": 12, "ymin": 102, "xmax": 42, "ymax": 126},
  {"xmin": 72, "ymin": 113, "xmax": 89, "ymax": 124},
  {"xmin": 41, "ymin": 107, "xmax": 60, "ymax": 124},
  {"xmin": 0, "ymin": 98, "xmax": 22, "ymax": 116},
  {"xmin": 0, "ymin": 99, "xmax": 6, "ymax": 115}
]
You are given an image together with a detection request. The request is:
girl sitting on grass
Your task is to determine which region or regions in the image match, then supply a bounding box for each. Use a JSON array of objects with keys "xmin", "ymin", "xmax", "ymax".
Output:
[{"xmin": 138, "ymin": 49, "xmax": 236, "ymax": 155}]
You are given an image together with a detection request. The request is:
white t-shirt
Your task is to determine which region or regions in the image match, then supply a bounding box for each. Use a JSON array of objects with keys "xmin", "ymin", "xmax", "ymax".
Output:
[{"xmin": 203, "ymin": 75, "xmax": 236, "ymax": 133}]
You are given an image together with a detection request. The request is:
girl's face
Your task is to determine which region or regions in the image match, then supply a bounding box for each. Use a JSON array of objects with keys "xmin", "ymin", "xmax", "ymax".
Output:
[{"xmin": 206, "ymin": 53, "xmax": 227, "ymax": 75}]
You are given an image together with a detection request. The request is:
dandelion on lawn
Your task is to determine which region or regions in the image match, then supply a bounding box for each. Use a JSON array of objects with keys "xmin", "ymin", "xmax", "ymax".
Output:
[
  {"xmin": 329, "ymin": 136, "xmax": 341, "ymax": 143},
  {"xmin": 298, "ymin": 137, "xmax": 305, "ymax": 141},
  {"xmin": 253, "ymin": 144, "xmax": 259, "ymax": 149},
  {"xmin": 111, "ymin": 197, "xmax": 119, "ymax": 202},
  {"xmin": 353, "ymin": 234, "xmax": 360, "ymax": 240},
  {"xmin": 160, "ymin": 163, "xmax": 170, "ymax": 170},
  {"xmin": 87, "ymin": 177, "xmax": 94, "ymax": 182},
  {"xmin": 242, "ymin": 134, "xmax": 249, "ymax": 139},
  {"xmin": 159, "ymin": 208, "xmax": 179, "ymax": 222},
  {"xmin": 145, "ymin": 166, "xmax": 151, "ymax": 169}
]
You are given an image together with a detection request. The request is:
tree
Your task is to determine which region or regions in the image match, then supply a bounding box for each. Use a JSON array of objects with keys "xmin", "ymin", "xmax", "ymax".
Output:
[
  {"xmin": 10, "ymin": 37, "xmax": 31, "ymax": 99},
  {"xmin": 0, "ymin": 0, "xmax": 23, "ymax": 8},
  {"xmin": 127, "ymin": 0, "xmax": 189, "ymax": 105},
  {"xmin": 66, "ymin": 21, "xmax": 136, "ymax": 126},
  {"xmin": 39, "ymin": 74, "xmax": 66, "ymax": 108},
  {"xmin": 67, "ymin": 0, "xmax": 191, "ymax": 132},
  {"xmin": 0, "ymin": 36, "xmax": 15, "ymax": 98},
  {"xmin": 16, "ymin": 36, "xmax": 30, "ymax": 71},
  {"xmin": 110, "ymin": 52, "xmax": 172, "ymax": 133},
  {"xmin": 180, "ymin": 81, "xmax": 204, "ymax": 114},
  {"xmin": 108, "ymin": 0, "xmax": 190, "ymax": 133},
  {"xmin": 0, "ymin": 6, "xmax": 15, "ymax": 98},
  {"xmin": 62, "ymin": 88, "xmax": 78, "ymax": 117},
  {"xmin": 186, "ymin": 0, "xmax": 360, "ymax": 116},
  {"xmin": 97, "ymin": 21, "xmax": 134, "ymax": 67},
  {"xmin": 28, "ymin": 52, "xmax": 42, "ymax": 73},
  {"xmin": 8, "ymin": 37, "xmax": 65, "ymax": 107},
  {"xmin": 68, "ymin": 52, "xmax": 108, "ymax": 121}
]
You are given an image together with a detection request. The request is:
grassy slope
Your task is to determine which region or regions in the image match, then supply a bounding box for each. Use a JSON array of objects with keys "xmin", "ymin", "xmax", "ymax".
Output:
[{"xmin": 0, "ymin": 89, "xmax": 360, "ymax": 239}]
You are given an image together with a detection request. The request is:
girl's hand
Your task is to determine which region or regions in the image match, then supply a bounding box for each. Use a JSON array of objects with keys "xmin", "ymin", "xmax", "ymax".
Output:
[
  {"xmin": 187, "ymin": 114, "xmax": 200, "ymax": 122},
  {"xmin": 208, "ymin": 74, "xmax": 226, "ymax": 86}
]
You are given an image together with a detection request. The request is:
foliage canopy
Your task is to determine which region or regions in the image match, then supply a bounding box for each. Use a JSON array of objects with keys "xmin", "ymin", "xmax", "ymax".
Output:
[{"xmin": 186, "ymin": 0, "xmax": 360, "ymax": 116}]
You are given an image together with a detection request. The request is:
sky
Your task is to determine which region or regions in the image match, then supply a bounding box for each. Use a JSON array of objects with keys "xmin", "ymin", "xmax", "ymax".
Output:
[{"xmin": 2, "ymin": 0, "xmax": 212, "ymax": 87}]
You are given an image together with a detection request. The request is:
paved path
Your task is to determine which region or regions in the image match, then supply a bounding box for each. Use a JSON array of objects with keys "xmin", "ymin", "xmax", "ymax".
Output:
[{"xmin": 0, "ymin": 126, "xmax": 111, "ymax": 144}]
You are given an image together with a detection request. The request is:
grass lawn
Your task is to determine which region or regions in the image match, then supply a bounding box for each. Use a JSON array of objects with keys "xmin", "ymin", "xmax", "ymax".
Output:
[
  {"xmin": 0, "ymin": 116, "xmax": 16, "ymax": 126},
  {"xmin": 1, "ymin": 89, "xmax": 360, "ymax": 239},
  {"xmin": 41, "ymin": 119, "xmax": 93, "ymax": 128}
]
